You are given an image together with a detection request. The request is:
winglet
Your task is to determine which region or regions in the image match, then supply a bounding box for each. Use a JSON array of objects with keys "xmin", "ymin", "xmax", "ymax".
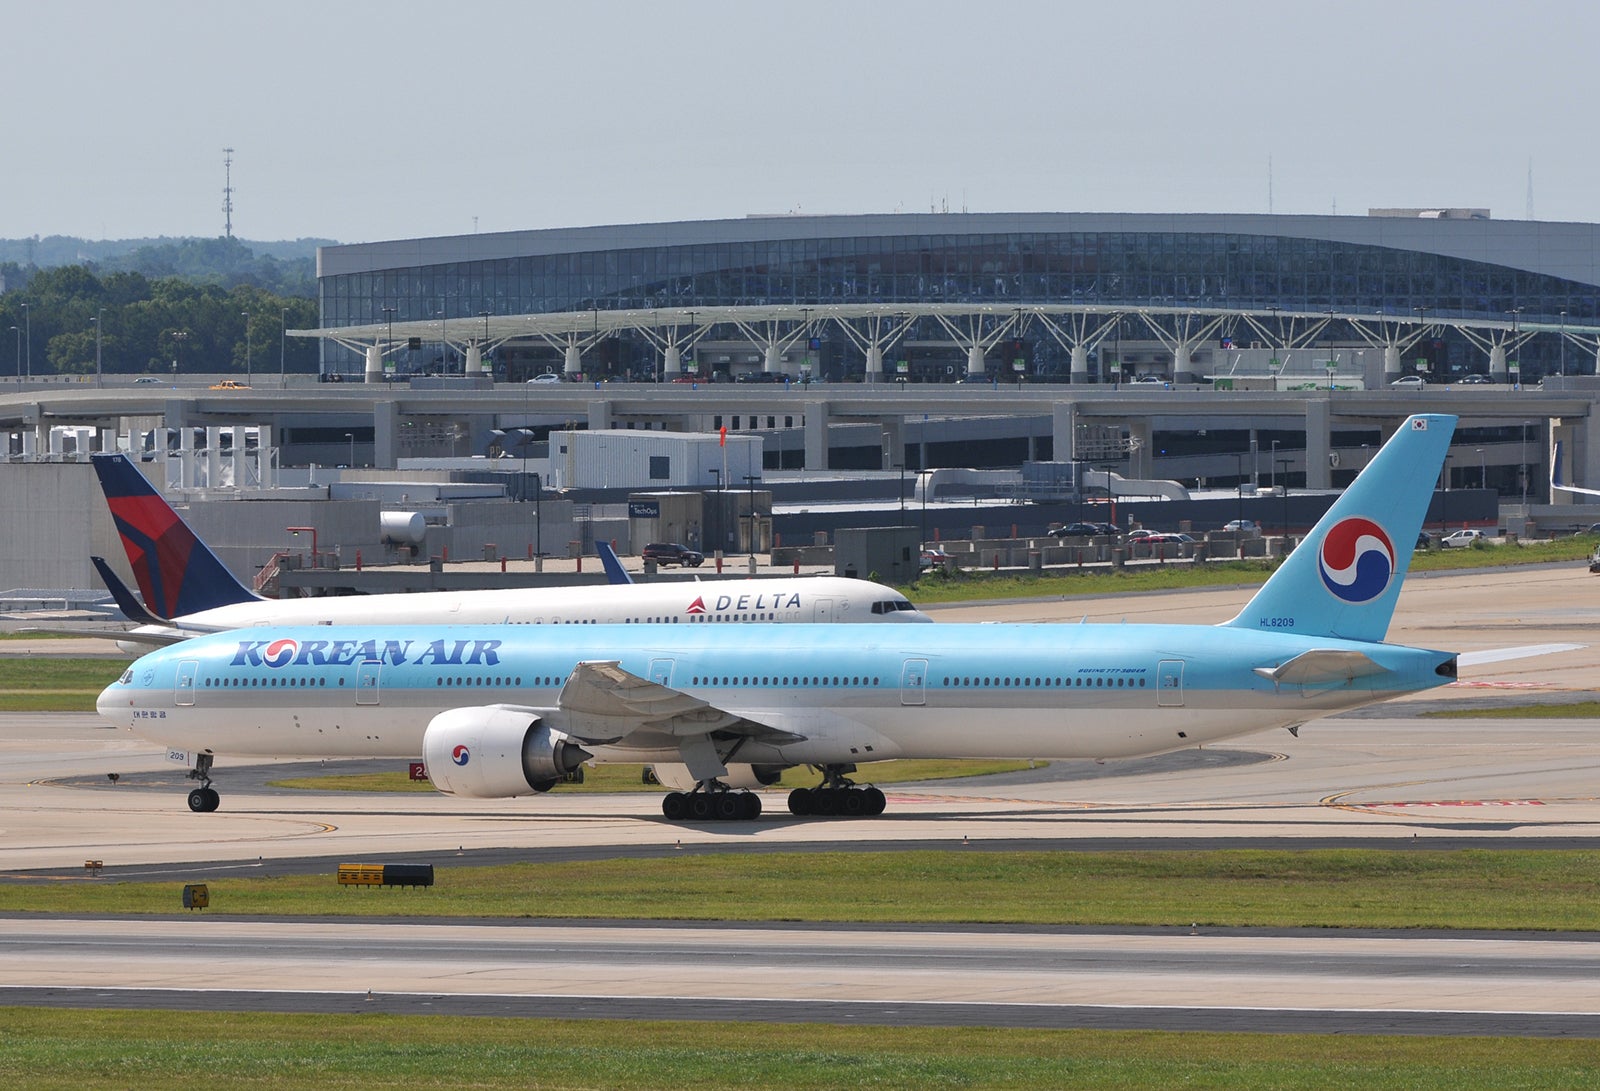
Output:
[
  {"xmin": 1550, "ymin": 441, "xmax": 1600, "ymax": 497},
  {"xmin": 596, "ymin": 541, "xmax": 634, "ymax": 585},
  {"xmin": 1225, "ymin": 414, "xmax": 1455, "ymax": 643},
  {"xmin": 91, "ymin": 453, "xmax": 260, "ymax": 620},
  {"xmin": 90, "ymin": 555, "xmax": 164, "ymax": 626}
]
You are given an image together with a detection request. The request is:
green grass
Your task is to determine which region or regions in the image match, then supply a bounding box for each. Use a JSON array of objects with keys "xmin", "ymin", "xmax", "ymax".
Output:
[
  {"xmin": 2, "ymin": 1010, "xmax": 1596, "ymax": 1090},
  {"xmin": 900, "ymin": 537, "xmax": 1592, "ymax": 603},
  {"xmin": 1421, "ymin": 700, "xmax": 1600, "ymax": 720},
  {"xmin": 267, "ymin": 758, "xmax": 1042, "ymax": 793},
  {"xmin": 8, "ymin": 850, "xmax": 1600, "ymax": 931},
  {"xmin": 0, "ymin": 658, "xmax": 124, "ymax": 712}
]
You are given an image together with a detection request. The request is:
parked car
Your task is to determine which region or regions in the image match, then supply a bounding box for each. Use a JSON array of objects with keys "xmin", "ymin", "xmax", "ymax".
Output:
[
  {"xmin": 1416, "ymin": 531, "xmax": 1434, "ymax": 549},
  {"xmin": 133, "ymin": 376, "xmax": 162, "ymax": 384},
  {"xmin": 1440, "ymin": 529, "xmax": 1484, "ymax": 548},
  {"xmin": 1390, "ymin": 375, "xmax": 1426, "ymax": 388},
  {"xmin": 526, "ymin": 372, "xmax": 561, "ymax": 384},
  {"xmin": 1457, "ymin": 374, "xmax": 1493, "ymax": 384},
  {"xmin": 1125, "ymin": 528, "xmax": 1156, "ymax": 541},
  {"xmin": 920, "ymin": 548, "xmax": 954, "ymax": 568},
  {"xmin": 1221, "ymin": 519, "xmax": 1261, "ymax": 536},
  {"xmin": 209, "ymin": 379, "xmax": 250, "ymax": 390},
  {"xmin": 1145, "ymin": 532, "xmax": 1196, "ymax": 545},
  {"xmin": 1048, "ymin": 522, "xmax": 1105, "ymax": 539},
  {"xmin": 641, "ymin": 542, "xmax": 704, "ymax": 568}
]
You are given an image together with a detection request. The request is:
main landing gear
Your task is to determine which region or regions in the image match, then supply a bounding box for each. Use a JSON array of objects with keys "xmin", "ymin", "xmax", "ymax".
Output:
[
  {"xmin": 787, "ymin": 765, "xmax": 886, "ymax": 817},
  {"xmin": 186, "ymin": 753, "xmax": 220, "ymax": 813},
  {"xmin": 661, "ymin": 784, "xmax": 763, "ymax": 822}
]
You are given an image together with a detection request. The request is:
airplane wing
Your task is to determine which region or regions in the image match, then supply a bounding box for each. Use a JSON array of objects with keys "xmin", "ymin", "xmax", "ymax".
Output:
[
  {"xmin": 595, "ymin": 542, "xmax": 634, "ymax": 585},
  {"xmin": 91, "ymin": 556, "xmax": 166, "ymax": 625},
  {"xmin": 1253, "ymin": 649, "xmax": 1389, "ymax": 686},
  {"xmin": 19, "ymin": 624, "xmax": 189, "ymax": 647},
  {"xmin": 555, "ymin": 660, "xmax": 807, "ymax": 747}
]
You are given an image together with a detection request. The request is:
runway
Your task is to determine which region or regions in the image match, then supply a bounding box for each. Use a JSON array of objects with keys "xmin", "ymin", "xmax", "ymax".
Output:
[
  {"xmin": 2, "ymin": 917, "xmax": 1598, "ymax": 1036},
  {"xmin": 2, "ymin": 564, "xmax": 1598, "ymax": 1035}
]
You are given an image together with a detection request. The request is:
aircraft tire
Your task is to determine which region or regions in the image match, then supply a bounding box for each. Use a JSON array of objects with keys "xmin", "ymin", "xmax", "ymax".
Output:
[
  {"xmin": 688, "ymin": 793, "xmax": 715, "ymax": 821},
  {"xmin": 787, "ymin": 788, "xmax": 812, "ymax": 816},
  {"xmin": 715, "ymin": 793, "xmax": 742, "ymax": 821},
  {"xmin": 661, "ymin": 792, "xmax": 687, "ymax": 820},
  {"xmin": 810, "ymin": 788, "xmax": 838, "ymax": 816},
  {"xmin": 841, "ymin": 789, "xmax": 866, "ymax": 816},
  {"xmin": 738, "ymin": 792, "xmax": 762, "ymax": 821},
  {"xmin": 863, "ymin": 787, "xmax": 886, "ymax": 816}
]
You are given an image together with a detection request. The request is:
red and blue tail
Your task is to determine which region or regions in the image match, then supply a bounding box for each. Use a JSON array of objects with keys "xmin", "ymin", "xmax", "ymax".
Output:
[{"xmin": 90, "ymin": 453, "xmax": 259, "ymax": 621}]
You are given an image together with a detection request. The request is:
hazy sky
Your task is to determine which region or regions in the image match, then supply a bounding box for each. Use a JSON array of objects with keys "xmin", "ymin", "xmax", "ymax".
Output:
[{"xmin": 6, "ymin": 0, "xmax": 1597, "ymax": 243}]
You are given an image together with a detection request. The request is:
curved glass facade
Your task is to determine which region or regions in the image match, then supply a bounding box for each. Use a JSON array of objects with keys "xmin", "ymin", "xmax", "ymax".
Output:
[{"xmin": 319, "ymin": 221, "xmax": 1600, "ymax": 380}]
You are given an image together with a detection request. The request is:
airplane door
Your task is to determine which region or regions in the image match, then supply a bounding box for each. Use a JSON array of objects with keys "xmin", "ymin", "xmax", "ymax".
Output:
[
  {"xmin": 813, "ymin": 598, "xmax": 835, "ymax": 623},
  {"xmin": 900, "ymin": 658, "xmax": 928, "ymax": 706},
  {"xmin": 356, "ymin": 661, "xmax": 382, "ymax": 706},
  {"xmin": 649, "ymin": 658, "xmax": 675, "ymax": 685},
  {"xmin": 175, "ymin": 660, "xmax": 199, "ymax": 707},
  {"xmin": 1157, "ymin": 660, "xmax": 1185, "ymax": 707}
]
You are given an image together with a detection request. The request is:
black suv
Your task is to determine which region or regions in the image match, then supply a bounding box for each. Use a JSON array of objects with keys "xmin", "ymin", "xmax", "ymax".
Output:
[
  {"xmin": 641, "ymin": 542, "xmax": 704, "ymax": 568},
  {"xmin": 1049, "ymin": 522, "xmax": 1106, "ymax": 539}
]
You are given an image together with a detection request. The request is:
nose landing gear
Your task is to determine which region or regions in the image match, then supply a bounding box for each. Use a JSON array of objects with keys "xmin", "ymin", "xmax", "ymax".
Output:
[{"xmin": 185, "ymin": 753, "xmax": 220, "ymax": 812}]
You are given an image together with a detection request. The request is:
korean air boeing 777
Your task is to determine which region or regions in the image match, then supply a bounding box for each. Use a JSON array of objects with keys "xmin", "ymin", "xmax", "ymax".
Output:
[
  {"xmin": 86, "ymin": 452, "xmax": 926, "ymax": 650},
  {"xmin": 101, "ymin": 415, "xmax": 1461, "ymax": 820}
]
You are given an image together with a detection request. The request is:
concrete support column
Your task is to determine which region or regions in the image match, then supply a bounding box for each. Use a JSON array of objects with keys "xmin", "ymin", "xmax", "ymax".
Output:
[
  {"xmin": 1489, "ymin": 344, "xmax": 1508, "ymax": 383},
  {"xmin": 587, "ymin": 400, "xmax": 612, "ymax": 432},
  {"xmin": 1051, "ymin": 401, "xmax": 1081, "ymax": 464},
  {"xmin": 464, "ymin": 344, "xmax": 485, "ymax": 377},
  {"xmin": 764, "ymin": 344, "xmax": 782, "ymax": 376},
  {"xmin": 967, "ymin": 343, "xmax": 985, "ymax": 378},
  {"xmin": 664, "ymin": 344, "xmax": 682, "ymax": 378},
  {"xmin": 564, "ymin": 341, "xmax": 582, "ymax": 378},
  {"xmin": 1304, "ymin": 400, "xmax": 1332, "ymax": 489},
  {"xmin": 803, "ymin": 401, "xmax": 831, "ymax": 471},
  {"xmin": 880, "ymin": 417, "xmax": 905, "ymax": 472},
  {"xmin": 373, "ymin": 401, "xmax": 401, "ymax": 470},
  {"xmin": 1383, "ymin": 344, "xmax": 1402, "ymax": 383},
  {"xmin": 365, "ymin": 343, "xmax": 383, "ymax": 384},
  {"xmin": 865, "ymin": 345, "xmax": 883, "ymax": 383},
  {"xmin": 1070, "ymin": 344, "xmax": 1089, "ymax": 384},
  {"xmin": 1126, "ymin": 419, "xmax": 1153, "ymax": 480},
  {"xmin": 1172, "ymin": 339, "xmax": 1197, "ymax": 384}
]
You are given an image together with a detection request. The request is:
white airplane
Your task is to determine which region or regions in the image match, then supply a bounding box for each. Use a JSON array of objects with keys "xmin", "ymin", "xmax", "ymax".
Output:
[
  {"xmin": 1550, "ymin": 441, "xmax": 1600, "ymax": 499},
  {"xmin": 86, "ymin": 452, "xmax": 928, "ymax": 650},
  {"xmin": 102, "ymin": 415, "xmax": 1484, "ymax": 819}
]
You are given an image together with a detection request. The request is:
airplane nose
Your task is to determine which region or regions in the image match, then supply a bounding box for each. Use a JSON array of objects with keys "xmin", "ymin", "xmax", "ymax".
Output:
[{"xmin": 96, "ymin": 681, "xmax": 128, "ymax": 725}]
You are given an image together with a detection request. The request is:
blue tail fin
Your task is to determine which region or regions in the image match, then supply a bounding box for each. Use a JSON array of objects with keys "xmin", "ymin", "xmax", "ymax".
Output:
[
  {"xmin": 596, "ymin": 541, "xmax": 634, "ymax": 585},
  {"xmin": 90, "ymin": 453, "xmax": 260, "ymax": 620},
  {"xmin": 1225, "ymin": 414, "xmax": 1456, "ymax": 642}
]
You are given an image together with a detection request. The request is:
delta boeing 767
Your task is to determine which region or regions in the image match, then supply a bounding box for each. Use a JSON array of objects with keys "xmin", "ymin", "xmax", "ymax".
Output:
[{"xmin": 101, "ymin": 415, "xmax": 1462, "ymax": 820}]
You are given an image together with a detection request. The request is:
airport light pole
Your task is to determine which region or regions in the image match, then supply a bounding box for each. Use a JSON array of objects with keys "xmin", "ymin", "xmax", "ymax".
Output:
[
  {"xmin": 1277, "ymin": 458, "xmax": 1292, "ymax": 540},
  {"xmin": 346, "ymin": 433, "xmax": 355, "ymax": 469},
  {"xmin": 21, "ymin": 302, "xmax": 29, "ymax": 381},
  {"xmin": 1234, "ymin": 453, "xmax": 1246, "ymax": 559},
  {"xmin": 1477, "ymin": 448, "xmax": 1486, "ymax": 491},
  {"xmin": 170, "ymin": 330, "xmax": 188, "ymax": 376},
  {"xmin": 280, "ymin": 308, "xmax": 288, "ymax": 389},
  {"xmin": 91, "ymin": 309, "xmax": 102, "ymax": 386},
  {"xmin": 9, "ymin": 326, "xmax": 17, "ymax": 382},
  {"xmin": 241, "ymin": 311, "xmax": 252, "ymax": 387}
]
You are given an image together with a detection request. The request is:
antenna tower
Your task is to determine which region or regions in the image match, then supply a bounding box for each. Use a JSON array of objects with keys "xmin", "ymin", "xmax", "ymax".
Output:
[
  {"xmin": 1526, "ymin": 158, "xmax": 1534, "ymax": 220},
  {"xmin": 222, "ymin": 147, "xmax": 235, "ymax": 238}
]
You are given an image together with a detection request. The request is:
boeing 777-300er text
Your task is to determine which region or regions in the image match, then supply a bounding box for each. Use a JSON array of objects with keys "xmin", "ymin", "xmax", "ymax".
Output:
[
  {"xmin": 83, "ymin": 452, "xmax": 926, "ymax": 651},
  {"xmin": 102, "ymin": 415, "xmax": 1471, "ymax": 820}
]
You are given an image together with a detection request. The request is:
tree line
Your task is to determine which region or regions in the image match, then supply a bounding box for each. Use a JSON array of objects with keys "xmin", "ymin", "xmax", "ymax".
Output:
[{"xmin": 0, "ymin": 264, "xmax": 322, "ymax": 379}]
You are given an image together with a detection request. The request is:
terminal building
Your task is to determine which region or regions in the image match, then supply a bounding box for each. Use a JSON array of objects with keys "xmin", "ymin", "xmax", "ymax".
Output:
[{"xmin": 316, "ymin": 209, "xmax": 1600, "ymax": 385}]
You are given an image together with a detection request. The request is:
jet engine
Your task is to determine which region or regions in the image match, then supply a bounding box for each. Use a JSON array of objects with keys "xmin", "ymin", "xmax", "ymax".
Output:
[
  {"xmin": 650, "ymin": 762, "xmax": 789, "ymax": 792},
  {"xmin": 422, "ymin": 707, "xmax": 592, "ymax": 798}
]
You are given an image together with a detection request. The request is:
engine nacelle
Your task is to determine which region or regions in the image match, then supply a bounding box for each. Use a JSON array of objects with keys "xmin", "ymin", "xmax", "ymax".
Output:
[
  {"xmin": 422, "ymin": 706, "xmax": 592, "ymax": 798},
  {"xmin": 650, "ymin": 762, "xmax": 789, "ymax": 791}
]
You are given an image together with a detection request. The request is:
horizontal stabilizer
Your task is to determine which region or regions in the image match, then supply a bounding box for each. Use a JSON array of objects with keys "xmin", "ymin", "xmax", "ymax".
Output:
[
  {"xmin": 1457, "ymin": 643, "xmax": 1585, "ymax": 667},
  {"xmin": 1253, "ymin": 649, "xmax": 1389, "ymax": 686}
]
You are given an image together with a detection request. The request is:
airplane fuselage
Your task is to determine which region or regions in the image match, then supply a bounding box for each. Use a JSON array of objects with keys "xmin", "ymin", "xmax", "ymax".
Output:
[{"xmin": 99, "ymin": 622, "xmax": 1456, "ymax": 770}]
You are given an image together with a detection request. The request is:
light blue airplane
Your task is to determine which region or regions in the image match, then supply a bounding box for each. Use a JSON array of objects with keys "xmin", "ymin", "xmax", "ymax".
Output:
[{"xmin": 100, "ymin": 414, "xmax": 1461, "ymax": 821}]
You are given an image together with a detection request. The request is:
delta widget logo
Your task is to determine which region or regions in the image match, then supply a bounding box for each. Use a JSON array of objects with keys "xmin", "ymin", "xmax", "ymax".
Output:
[
  {"xmin": 1317, "ymin": 517, "xmax": 1395, "ymax": 604},
  {"xmin": 262, "ymin": 638, "xmax": 299, "ymax": 668},
  {"xmin": 452, "ymin": 745, "xmax": 471, "ymax": 767},
  {"xmin": 685, "ymin": 596, "xmax": 707, "ymax": 615}
]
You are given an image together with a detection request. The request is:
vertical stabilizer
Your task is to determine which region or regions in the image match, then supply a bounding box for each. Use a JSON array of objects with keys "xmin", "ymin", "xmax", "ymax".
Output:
[
  {"xmin": 1225, "ymin": 414, "xmax": 1455, "ymax": 642},
  {"xmin": 91, "ymin": 453, "xmax": 260, "ymax": 620}
]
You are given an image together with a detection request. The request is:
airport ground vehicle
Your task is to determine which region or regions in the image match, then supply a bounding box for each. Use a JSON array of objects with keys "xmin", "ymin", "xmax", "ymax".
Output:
[{"xmin": 642, "ymin": 542, "xmax": 705, "ymax": 567}]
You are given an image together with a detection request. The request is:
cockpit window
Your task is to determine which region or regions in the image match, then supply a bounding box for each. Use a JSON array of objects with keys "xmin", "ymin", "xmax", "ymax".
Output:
[{"xmin": 118, "ymin": 669, "xmax": 133, "ymax": 684}]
